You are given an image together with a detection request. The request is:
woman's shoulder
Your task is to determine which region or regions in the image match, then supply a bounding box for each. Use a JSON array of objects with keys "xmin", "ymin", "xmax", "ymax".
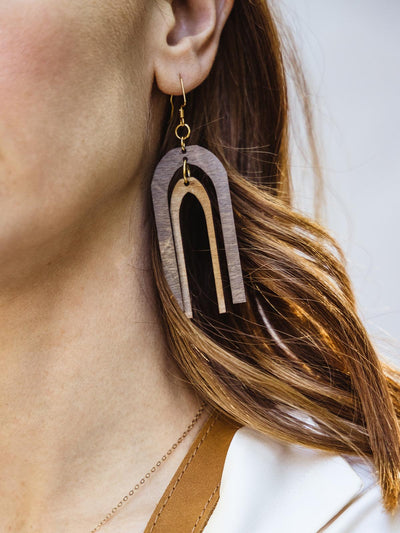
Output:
[{"xmin": 204, "ymin": 425, "xmax": 400, "ymax": 533}]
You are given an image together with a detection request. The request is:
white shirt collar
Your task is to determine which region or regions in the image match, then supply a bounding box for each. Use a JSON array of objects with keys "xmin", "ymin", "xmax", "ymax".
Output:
[{"xmin": 205, "ymin": 426, "xmax": 364, "ymax": 533}]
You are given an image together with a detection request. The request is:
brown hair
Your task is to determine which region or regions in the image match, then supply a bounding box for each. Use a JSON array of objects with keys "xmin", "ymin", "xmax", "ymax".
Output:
[{"xmin": 151, "ymin": 0, "xmax": 400, "ymax": 512}]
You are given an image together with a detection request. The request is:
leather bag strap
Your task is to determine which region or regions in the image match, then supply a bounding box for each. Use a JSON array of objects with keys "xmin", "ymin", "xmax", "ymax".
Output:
[{"xmin": 144, "ymin": 412, "xmax": 239, "ymax": 533}]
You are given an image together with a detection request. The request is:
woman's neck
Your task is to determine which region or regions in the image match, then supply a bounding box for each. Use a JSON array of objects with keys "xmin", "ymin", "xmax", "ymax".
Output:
[{"xmin": 0, "ymin": 186, "xmax": 202, "ymax": 533}]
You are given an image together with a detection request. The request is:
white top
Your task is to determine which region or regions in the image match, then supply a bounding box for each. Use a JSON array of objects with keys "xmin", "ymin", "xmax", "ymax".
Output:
[{"xmin": 204, "ymin": 426, "xmax": 400, "ymax": 532}]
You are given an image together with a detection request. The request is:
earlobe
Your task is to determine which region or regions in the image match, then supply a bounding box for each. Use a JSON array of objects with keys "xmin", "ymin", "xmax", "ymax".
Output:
[{"xmin": 152, "ymin": 0, "xmax": 234, "ymax": 96}]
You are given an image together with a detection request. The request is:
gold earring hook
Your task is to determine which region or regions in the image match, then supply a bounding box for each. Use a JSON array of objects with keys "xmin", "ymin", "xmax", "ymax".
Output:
[
  {"xmin": 169, "ymin": 94, "xmax": 174, "ymax": 122},
  {"xmin": 170, "ymin": 74, "xmax": 191, "ymax": 152},
  {"xmin": 169, "ymin": 75, "xmax": 187, "ymax": 122},
  {"xmin": 179, "ymin": 75, "xmax": 186, "ymax": 108}
]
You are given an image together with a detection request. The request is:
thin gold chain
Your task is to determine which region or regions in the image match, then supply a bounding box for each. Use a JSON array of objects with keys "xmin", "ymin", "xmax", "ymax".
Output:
[{"xmin": 90, "ymin": 403, "xmax": 207, "ymax": 532}]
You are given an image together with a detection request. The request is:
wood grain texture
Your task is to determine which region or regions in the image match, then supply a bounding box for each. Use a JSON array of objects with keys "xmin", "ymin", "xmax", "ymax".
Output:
[
  {"xmin": 170, "ymin": 178, "xmax": 226, "ymax": 317},
  {"xmin": 151, "ymin": 145, "xmax": 246, "ymax": 315}
]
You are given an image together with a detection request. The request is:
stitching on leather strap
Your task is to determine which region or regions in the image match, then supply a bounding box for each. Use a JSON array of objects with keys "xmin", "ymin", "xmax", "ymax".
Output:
[
  {"xmin": 149, "ymin": 416, "xmax": 218, "ymax": 532},
  {"xmin": 191, "ymin": 484, "xmax": 220, "ymax": 533}
]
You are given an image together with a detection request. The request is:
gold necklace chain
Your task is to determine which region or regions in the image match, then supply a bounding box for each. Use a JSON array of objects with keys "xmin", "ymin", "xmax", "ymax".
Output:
[{"xmin": 90, "ymin": 403, "xmax": 207, "ymax": 532}]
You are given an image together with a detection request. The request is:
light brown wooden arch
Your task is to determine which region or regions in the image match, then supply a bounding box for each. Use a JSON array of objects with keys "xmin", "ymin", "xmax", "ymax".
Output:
[{"xmin": 170, "ymin": 177, "xmax": 226, "ymax": 318}]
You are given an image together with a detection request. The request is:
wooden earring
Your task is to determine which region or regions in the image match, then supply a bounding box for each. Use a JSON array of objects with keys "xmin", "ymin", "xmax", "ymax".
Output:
[{"xmin": 151, "ymin": 76, "xmax": 246, "ymax": 318}]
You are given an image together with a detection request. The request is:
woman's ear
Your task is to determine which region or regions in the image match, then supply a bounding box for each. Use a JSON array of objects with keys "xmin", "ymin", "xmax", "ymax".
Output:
[{"xmin": 151, "ymin": 0, "xmax": 234, "ymax": 95}]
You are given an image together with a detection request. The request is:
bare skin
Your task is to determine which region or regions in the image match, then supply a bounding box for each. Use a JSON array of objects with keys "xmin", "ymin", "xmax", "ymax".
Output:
[{"xmin": 0, "ymin": 1, "xmax": 233, "ymax": 531}]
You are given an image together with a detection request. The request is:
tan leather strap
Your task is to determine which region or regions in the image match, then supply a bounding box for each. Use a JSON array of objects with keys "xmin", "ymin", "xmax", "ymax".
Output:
[{"xmin": 144, "ymin": 412, "xmax": 239, "ymax": 533}]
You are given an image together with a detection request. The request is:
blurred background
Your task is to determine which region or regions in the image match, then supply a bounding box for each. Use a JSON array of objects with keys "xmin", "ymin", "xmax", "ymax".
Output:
[{"xmin": 282, "ymin": 0, "xmax": 400, "ymax": 364}]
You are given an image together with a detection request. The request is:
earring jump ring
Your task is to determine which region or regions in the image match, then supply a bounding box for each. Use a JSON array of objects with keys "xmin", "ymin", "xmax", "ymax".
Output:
[{"xmin": 175, "ymin": 123, "xmax": 191, "ymax": 141}]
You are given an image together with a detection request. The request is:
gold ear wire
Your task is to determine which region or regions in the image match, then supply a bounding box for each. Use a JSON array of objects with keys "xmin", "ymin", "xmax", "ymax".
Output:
[
  {"xmin": 179, "ymin": 75, "xmax": 186, "ymax": 107},
  {"xmin": 169, "ymin": 75, "xmax": 191, "ymax": 151},
  {"xmin": 169, "ymin": 75, "xmax": 187, "ymax": 124},
  {"xmin": 169, "ymin": 94, "xmax": 175, "ymax": 124}
]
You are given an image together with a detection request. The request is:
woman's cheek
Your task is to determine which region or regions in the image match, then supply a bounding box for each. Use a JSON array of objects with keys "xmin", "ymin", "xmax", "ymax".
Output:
[
  {"xmin": 0, "ymin": 2, "xmax": 147, "ymax": 223},
  {"xmin": 0, "ymin": 1, "xmax": 150, "ymax": 265},
  {"xmin": 0, "ymin": 4, "xmax": 109, "ymax": 236},
  {"xmin": 0, "ymin": 5, "xmax": 80, "ymax": 109},
  {"xmin": 0, "ymin": 6, "xmax": 89, "ymax": 185}
]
